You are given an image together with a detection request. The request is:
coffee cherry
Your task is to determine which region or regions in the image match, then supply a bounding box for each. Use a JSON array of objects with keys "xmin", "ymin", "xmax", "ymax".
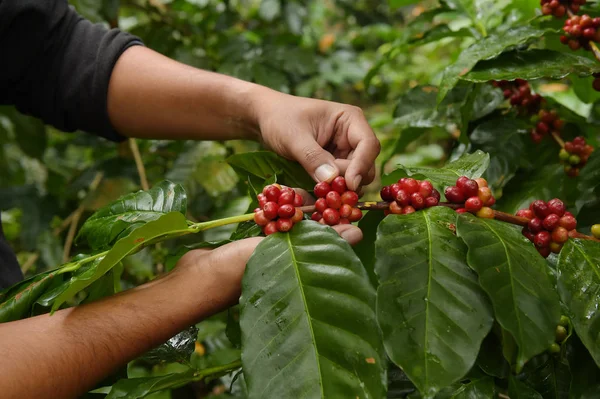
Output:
[
  {"xmin": 419, "ymin": 180, "xmax": 433, "ymax": 197},
  {"xmin": 535, "ymin": 231, "xmax": 551, "ymax": 248},
  {"xmin": 522, "ymin": 228, "xmax": 536, "ymax": 242},
  {"xmin": 349, "ymin": 208, "xmax": 363, "ymax": 222},
  {"xmin": 456, "ymin": 208, "xmax": 468, "ymax": 214},
  {"xmin": 458, "ymin": 178, "xmax": 479, "ymax": 198},
  {"xmin": 411, "ymin": 193, "xmax": 425, "ymax": 210},
  {"xmin": 390, "ymin": 183, "xmax": 401, "ymax": 199},
  {"xmin": 559, "ymin": 315, "xmax": 570, "ymax": 327},
  {"xmin": 478, "ymin": 187, "xmax": 492, "ymax": 205},
  {"xmin": 257, "ymin": 193, "xmax": 268, "ymax": 208},
  {"xmin": 592, "ymin": 224, "xmax": 600, "ymax": 238},
  {"xmin": 403, "ymin": 206, "xmax": 416, "ymax": 214},
  {"xmin": 311, "ymin": 212, "xmax": 322, "ymax": 221},
  {"xmin": 556, "ymin": 325, "xmax": 568, "ymax": 342},
  {"xmin": 277, "ymin": 218, "xmax": 293, "ymax": 232},
  {"xmin": 445, "ymin": 186, "xmax": 465, "ymax": 203},
  {"xmin": 264, "ymin": 185, "xmax": 281, "ymax": 202},
  {"xmin": 322, "ymin": 208, "xmax": 341, "ymax": 226},
  {"xmin": 331, "ymin": 176, "xmax": 347, "ymax": 194},
  {"xmin": 550, "ymin": 242, "xmax": 563, "ymax": 254},
  {"xmin": 380, "ymin": 186, "xmax": 394, "ymax": 202},
  {"xmin": 543, "ymin": 214, "xmax": 560, "ymax": 231},
  {"xmin": 263, "ymin": 202, "xmax": 279, "ymax": 220},
  {"xmin": 278, "ymin": 204, "xmax": 296, "ymax": 219},
  {"xmin": 341, "ymin": 191, "xmax": 359, "ymax": 207},
  {"xmin": 425, "ymin": 197, "xmax": 439, "ymax": 208},
  {"xmin": 254, "ymin": 211, "xmax": 270, "ymax": 226},
  {"xmin": 326, "ymin": 191, "xmax": 342, "ymax": 209},
  {"xmin": 264, "ymin": 221, "xmax": 278, "ymax": 236},
  {"xmin": 465, "ymin": 197, "xmax": 484, "ymax": 212},
  {"xmin": 476, "ymin": 207, "xmax": 494, "ymax": 219},
  {"xmin": 339, "ymin": 218, "xmax": 350, "ymax": 224},
  {"xmin": 315, "ymin": 198, "xmax": 328, "ymax": 213},
  {"xmin": 528, "ymin": 218, "xmax": 544, "ymax": 234},
  {"xmin": 547, "ymin": 198, "xmax": 566, "ymax": 217},
  {"xmin": 552, "ymin": 227, "xmax": 569, "ymax": 244},
  {"xmin": 389, "ymin": 201, "xmax": 403, "ymax": 214},
  {"xmin": 402, "ymin": 178, "xmax": 420, "ymax": 194},
  {"xmin": 340, "ymin": 204, "xmax": 353, "ymax": 218},
  {"xmin": 431, "ymin": 189, "xmax": 441, "ymax": 201},
  {"xmin": 549, "ymin": 343, "xmax": 561, "ymax": 354},
  {"xmin": 531, "ymin": 200, "xmax": 550, "ymax": 219},
  {"xmin": 395, "ymin": 190, "xmax": 411, "ymax": 207},
  {"xmin": 559, "ymin": 215, "xmax": 577, "ymax": 231},
  {"xmin": 293, "ymin": 194, "xmax": 304, "ymax": 207},
  {"xmin": 475, "ymin": 177, "xmax": 488, "ymax": 188},
  {"xmin": 516, "ymin": 209, "xmax": 534, "ymax": 219},
  {"xmin": 314, "ymin": 182, "xmax": 331, "ymax": 198}
]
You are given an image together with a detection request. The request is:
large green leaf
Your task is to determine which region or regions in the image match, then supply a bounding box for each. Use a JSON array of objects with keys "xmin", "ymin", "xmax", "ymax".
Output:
[
  {"xmin": 470, "ymin": 118, "xmax": 529, "ymax": 191},
  {"xmin": 518, "ymin": 353, "xmax": 570, "ymax": 399},
  {"xmin": 0, "ymin": 106, "xmax": 48, "ymax": 160},
  {"xmin": 352, "ymin": 210, "xmax": 385, "ymax": 289},
  {"xmin": 567, "ymin": 335, "xmax": 600, "ymax": 399},
  {"xmin": 240, "ymin": 222, "xmax": 385, "ymax": 399},
  {"xmin": 385, "ymin": 150, "xmax": 490, "ymax": 192},
  {"xmin": 457, "ymin": 215, "xmax": 561, "ymax": 371},
  {"xmin": 374, "ymin": 207, "xmax": 493, "ymax": 397},
  {"xmin": 463, "ymin": 50, "xmax": 600, "ymax": 82},
  {"xmin": 509, "ymin": 377, "xmax": 543, "ymax": 399},
  {"xmin": 445, "ymin": 376, "xmax": 496, "ymax": 398},
  {"xmin": 557, "ymin": 239, "xmax": 600, "ymax": 367},
  {"xmin": 226, "ymin": 151, "xmax": 314, "ymax": 191},
  {"xmin": 54, "ymin": 212, "xmax": 190, "ymax": 311},
  {"xmin": 438, "ymin": 27, "xmax": 547, "ymax": 104},
  {"xmin": 140, "ymin": 326, "xmax": 199, "ymax": 366},
  {"xmin": 0, "ymin": 271, "xmax": 61, "ymax": 323},
  {"xmin": 76, "ymin": 181, "xmax": 187, "ymax": 250}
]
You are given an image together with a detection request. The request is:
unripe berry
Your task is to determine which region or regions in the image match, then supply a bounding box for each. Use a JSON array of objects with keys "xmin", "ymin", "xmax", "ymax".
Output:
[
  {"xmin": 528, "ymin": 218, "xmax": 544, "ymax": 234},
  {"xmin": 549, "ymin": 343, "xmax": 561, "ymax": 354},
  {"xmin": 315, "ymin": 198, "xmax": 328, "ymax": 213},
  {"xmin": 543, "ymin": 214, "xmax": 560, "ymax": 231},
  {"xmin": 458, "ymin": 178, "xmax": 479, "ymax": 198},
  {"xmin": 341, "ymin": 191, "xmax": 359, "ymax": 207},
  {"xmin": 396, "ymin": 190, "xmax": 411, "ymax": 207},
  {"xmin": 263, "ymin": 202, "xmax": 279, "ymax": 220},
  {"xmin": 535, "ymin": 231, "xmax": 551, "ymax": 248},
  {"xmin": 419, "ymin": 180, "xmax": 433, "ymax": 197},
  {"xmin": 380, "ymin": 186, "xmax": 394, "ymax": 202},
  {"xmin": 314, "ymin": 182, "xmax": 331, "ymax": 198},
  {"xmin": 556, "ymin": 325, "xmax": 568, "ymax": 342},
  {"xmin": 547, "ymin": 198, "xmax": 566, "ymax": 217},
  {"xmin": 349, "ymin": 208, "xmax": 363, "ymax": 222},
  {"xmin": 331, "ymin": 176, "xmax": 347, "ymax": 194},
  {"xmin": 389, "ymin": 201, "xmax": 403, "ymax": 214},
  {"xmin": 569, "ymin": 154, "xmax": 581, "ymax": 165},
  {"xmin": 322, "ymin": 208, "xmax": 341, "ymax": 226},
  {"xmin": 476, "ymin": 207, "xmax": 494, "ymax": 219},
  {"xmin": 264, "ymin": 185, "xmax": 281, "ymax": 202},
  {"xmin": 254, "ymin": 210, "xmax": 270, "ymax": 226},
  {"xmin": 550, "ymin": 242, "xmax": 563, "ymax": 254},
  {"xmin": 425, "ymin": 197, "xmax": 439, "ymax": 208},
  {"xmin": 445, "ymin": 186, "xmax": 465, "ymax": 203},
  {"xmin": 311, "ymin": 212, "xmax": 322, "ymax": 222},
  {"xmin": 559, "ymin": 315, "xmax": 570, "ymax": 327},
  {"xmin": 559, "ymin": 215, "xmax": 577, "ymax": 231},
  {"xmin": 294, "ymin": 194, "xmax": 304, "ymax": 207},
  {"xmin": 475, "ymin": 177, "xmax": 488, "ymax": 188},
  {"xmin": 552, "ymin": 227, "xmax": 569, "ymax": 244},
  {"xmin": 326, "ymin": 191, "xmax": 342, "ymax": 209},
  {"xmin": 478, "ymin": 187, "xmax": 492, "ymax": 205},
  {"xmin": 411, "ymin": 193, "xmax": 425, "ymax": 210},
  {"xmin": 340, "ymin": 204, "xmax": 353, "ymax": 218},
  {"xmin": 402, "ymin": 206, "xmax": 416, "ymax": 214},
  {"xmin": 465, "ymin": 197, "xmax": 483, "ymax": 212},
  {"xmin": 264, "ymin": 221, "xmax": 278, "ymax": 236},
  {"xmin": 516, "ymin": 209, "xmax": 534, "ymax": 219},
  {"xmin": 592, "ymin": 224, "xmax": 600, "ymax": 239},
  {"xmin": 277, "ymin": 218, "xmax": 293, "ymax": 232}
]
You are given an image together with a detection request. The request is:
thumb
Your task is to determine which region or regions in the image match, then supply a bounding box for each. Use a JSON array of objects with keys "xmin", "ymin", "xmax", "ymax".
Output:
[{"xmin": 292, "ymin": 139, "xmax": 340, "ymax": 183}]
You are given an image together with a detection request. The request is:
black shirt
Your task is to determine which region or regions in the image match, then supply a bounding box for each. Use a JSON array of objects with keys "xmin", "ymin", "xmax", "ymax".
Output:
[{"xmin": 0, "ymin": 0, "xmax": 142, "ymax": 289}]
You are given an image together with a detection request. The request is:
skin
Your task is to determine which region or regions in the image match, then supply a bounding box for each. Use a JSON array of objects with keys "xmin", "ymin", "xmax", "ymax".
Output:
[{"xmin": 0, "ymin": 45, "xmax": 379, "ymax": 399}]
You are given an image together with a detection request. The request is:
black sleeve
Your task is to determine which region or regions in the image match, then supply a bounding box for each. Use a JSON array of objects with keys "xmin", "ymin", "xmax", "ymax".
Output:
[{"xmin": 0, "ymin": 0, "xmax": 143, "ymax": 142}]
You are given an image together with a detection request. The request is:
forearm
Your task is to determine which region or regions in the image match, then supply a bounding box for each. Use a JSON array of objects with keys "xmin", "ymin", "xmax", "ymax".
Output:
[
  {"xmin": 107, "ymin": 46, "xmax": 275, "ymax": 141},
  {"xmin": 0, "ymin": 264, "xmax": 235, "ymax": 399}
]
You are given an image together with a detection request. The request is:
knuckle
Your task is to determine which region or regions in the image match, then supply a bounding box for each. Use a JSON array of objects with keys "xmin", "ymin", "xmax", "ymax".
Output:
[{"xmin": 303, "ymin": 146, "xmax": 323, "ymax": 165}]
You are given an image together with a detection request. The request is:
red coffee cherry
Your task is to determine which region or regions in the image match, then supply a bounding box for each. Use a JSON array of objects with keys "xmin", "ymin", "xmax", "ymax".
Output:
[
  {"xmin": 559, "ymin": 215, "xmax": 577, "ymax": 231},
  {"xmin": 402, "ymin": 178, "xmax": 420, "ymax": 194},
  {"xmin": 314, "ymin": 182, "xmax": 331, "ymax": 198},
  {"xmin": 264, "ymin": 221, "xmax": 278, "ymax": 236},
  {"xmin": 326, "ymin": 191, "xmax": 342, "ymax": 209},
  {"xmin": 349, "ymin": 208, "xmax": 363, "ymax": 222},
  {"xmin": 547, "ymin": 199, "xmax": 566, "ymax": 217},
  {"xmin": 293, "ymin": 194, "xmax": 304, "ymax": 207},
  {"xmin": 292, "ymin": 209, "xmax": 304, "ymax": 223},
  {"xmin": 263, "ymin": 201, "xmax": 280, "ymax": 220},
  {"xmin": 458, "ymin": 179, "xmax": 480, "ymax": 198},
  {"xmin": 311, "ymin": 212, "xmax": 322, "ymax": 221},
  {"xmin": 340, "ymin": 204, "xmax": 353, "ymax": 218},
  {"xmin": 542, "ymin": 214, "xmax": 561, "ymax": 231},
  {"xmin": 411, "ymin": 193, "xmax": 426, "ymax": 210},
  {"xmin": 528, "ymin": 218, "xmax": 544, "ymax": 234},
  {"xmin": 315, "ymin": 198, "xmax": 328, "ymax": 213},
  {"xmin": 389, "ymin": 201, "xmax": 403, "ymax": 214},
  {"xmin": 257, "ymin": 193, "xmax": 268, "ymax": 208},
  {"xmin": 425, "ymin": 197, "xmax": 439, "ymax": 208},
  {"xmin": 396, "ymin": 190, "xmax": 411, "ymax": 207},
  {"xmin": 516, "ymin": 209, "xmax": 534, "ymax": 219},
  {"xmin": 531, "ymin": 200, "xmax": 551, "ymax": 219},
  {"xmin": 445, "ymin": 186, "xmax": 465, "ymax": 203},
  {"xmin": 419, "ymin": 180, "xmax": 433, "ymax": 197},
  {"xmin": 402, "ymin": 206, "xmax": 416, "ymax": 214},
  {"xmin": 552, "ymin": 227, "xmax": 569, "ymax": 244},
  {"xmin": 465, "ymin": 197, "xmax": 484, "ymax": 212},
  {"xmin": 322, "ymin": 208, "xmax": 341, "ymax": 226},
  {"xmin": 535, "ymin": 231, "xmax": 552, "ymax": 248},
  {"xmin": 341, "ymin": 191, "xmax": 359, "ymax": 207},
  {"xmin": 277, "ymin": 218, "xmax": 293, "ymax": 232},
  {"xmin": 264, "ymin": 185, "xmax": 281, "ymax": 202},
  {"xmin": 331, "ymin": 176, "xmax": 347, "ymax": 194},
  {"xmin": 254, "ymin": 210, "xmax": 270, "ymax": 226},
  {"xmin": 380, "ymin": 186, "xmax": 394, "ymax": 202},
  {"xmin": 278, "ymin": 204, "xmax": 296, "ymax": 219}
]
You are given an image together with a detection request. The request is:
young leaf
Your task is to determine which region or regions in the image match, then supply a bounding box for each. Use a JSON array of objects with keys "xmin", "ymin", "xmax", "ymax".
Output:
[
  {"xmin": 557, "ymin": 239, "xmax": 600, "ymax": 367},
  {"xmin": 240, "ymin": 222, "xmax": 385, "ymax": 399},
  {"xmin": 226, "ymin": 151, "xmax": 315, "ymax": 191},
  {"xmin": 76, "ymin": 180, "xmax": 187, "ymax": 250},
  {"xmin": 374, "ymin": 207, "xmax": 493, "ymax": 397},
  {"xmin": 463, "ymin": 50, "xmax": 600, "ymax": 82},
  {"xmin": 438, "ymin": 27, "xmax": 547, "ymax": 104},
  {"xmin": 457, "ymin": 215, "xmax": 561, "ymax": 371},
  {"xmin": 53, "ymin": 212, "xmax": 190, "ymax": 311}
]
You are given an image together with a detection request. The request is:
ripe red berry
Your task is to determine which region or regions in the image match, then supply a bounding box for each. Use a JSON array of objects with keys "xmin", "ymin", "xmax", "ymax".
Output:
[
  {"xmin": 339, "ymin": 218, "xmax": 350, "ymax": 224},
  {"xmin": 465, "ymin": 197, "xmax": 483, "ymax": 212},
  {"xmin": 522, "ymin": 228, "xmax": 535, "ymax": 242},
  {"xmin": 425, "ymin": 197, "xmax": 439, "ymax": 208},
  {"xmin": 547, "ymin": 199, "xmax": 566, "ymax": 217},
  {"xmin": 263, "ymin": 221, "xmax": 278, "ymax": 236},
  {"xmin": 277, "ymin": 218, "xmax": 293, "ymax": 232},
  {"xmin": 341, "ymin": 191, "xmax": 359, "ymax": 207},
  {"xmin": 257, "ymin": 193, "xmax": 268, "ymax": 208},
  {"xmin": 396, "ymin": 190, "xmax": 411, "ymax": 207},
  {"xmin": 326, "ymin": 191, "xmax": 342, "ymax": 209},
  {"xmin": 264, "ymin": 185, "xmax": 281, "ymax": 202},
  {"xmin": 559, "ymin": 215, "xmax": 577, "ymax": 231},
  {"xmin": 292, "ymin": 208, "xmax": 304, "ymax": 223},
  {"xmin": 331, "ymin": 176, "xmax": 347, "ymax": 194},
  {"xmin": 535, "ymin": 231, "xmax": 551, "ymax": 248},
  {"xmin": 278, "ymin": 204, "xmax": 296, "ymax": 219},
  {"xmin": 311, "ymin": 212, "xmax": 322, "ymax": 221},
  {"xmin": 402, "ymin": 178, "xmax": 420, "ymax": 194},
  {"xmin": 552, "ymin": 227, "xmax": 569, "ymax": 244},
  {"xmin": 402, "ymin": 206, "xmax": 416, "ymax": 214},
  {"xmin": 380, "ymin": 186, "xmax": 394, "ymax": 202},
  {"xmin": 419, "ymin": 181, "xmax": 433, "ymax": 197},
  {"xmin": 389, "ymin": 201, "xmax": 403, "ymax": 214},
  {"xmin": 254, "ymin": 210, "xmax": 270, "ymax": 226},
  {"xmin": 349, "ymin": 208, "xmax": 363, "ymax": 222},
  {"xmin": 278, "ymin": 190, "xmax": 294, "ymax": 205},
  {"xmin": 458, "ymin": 178, "xmax": 479, "ymax": 198},
  {"xmin": 314, "ymin": 182, "xmax": 331, "ymax": 198},
  {"xmin": 445, "ymin": 186, "xmax": 465, "ymax": 203},
  {"xmin": 456, "ymin": 208, "xmax": 468, "ymax": 214},
  {"xmin": 456, "ymin": 176, "xmax": 469, "ymax": 188},
  {"xmin": 528, "ymin": 218, "xmax": 544, "ymax": 234},
  {"xmin": 531, "ymin": 200, "xmax": 550, "ymax": 219},
  {"xmin": 538, "ymin": 247, "xmax": 552, "ymax": 258},
  {"xmin": 322, "ymin": 208, "xmax": 341, "ymax": 226},
  {"xmin": 411, "ymin": 193, "xmax": 425, "ymax": 210},
  {"xmin": 293, "ymin": 194, "xmax": 304, "ymax": 207},
  {"xmin": 340, "ymin": 204, "xmax": 353, "ymax": 218},
  {"xmin": 431, "ymin": 189, "xmax": 441, "ymax": 201},
  {"xmin": 315, "ymin": 198, "xmax": 328, "ymax": 213},
  {"xmin": 263, "ymin": 202, "xmax": 279, "ymax": 220},
  {"xmin": 543, "ymin": 214, "xmax": 561, "ymax": 231},
  {"xmin": 390, "ymin": 183, "xmax": 402, "ymax": 199},
  {"xmin": 516, "ymin": 209, "xmax": 534, "ymax": 219}
]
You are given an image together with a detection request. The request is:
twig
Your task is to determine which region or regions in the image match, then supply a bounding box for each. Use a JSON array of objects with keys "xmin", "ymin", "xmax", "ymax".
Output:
[
  {"xmin": 20, "ymin": 253, "xmax": 39, "ymax": 275},
  {"xmin": 129, "ymin": 138, "xmax": 149, "ymax": 191},
  {"xmin": 552, "ymin": 131, "xmax": 565, "ymax": 148},
  {"xmin": 62, "ymin": 172, "xmax": 105, "ymax": 262}
]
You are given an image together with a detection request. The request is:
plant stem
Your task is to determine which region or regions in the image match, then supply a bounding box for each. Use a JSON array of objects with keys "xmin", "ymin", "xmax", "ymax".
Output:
[
  {"xmin": 189, "ymin": 213, "xmax": 256, "ymax": 232},
  {"xmin": 193, "ymin": 359, "xmax": 242, "ymax": 382},
  {"xmin": 551, "ymin": 131, "xmax": 565, "ymax": 148}
]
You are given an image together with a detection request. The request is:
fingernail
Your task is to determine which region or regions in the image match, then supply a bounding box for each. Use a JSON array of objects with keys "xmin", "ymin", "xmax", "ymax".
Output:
[
  {"xmin": 341, "ymin": 228, "xmax": 362, "ymax": 244},
  {"xmin": 315, "ymin": 164, "xmax": 336, "ymax": 182},
  {"xmin": 352, "ymin": 176, "xmax": 362, "ymax": 191}
]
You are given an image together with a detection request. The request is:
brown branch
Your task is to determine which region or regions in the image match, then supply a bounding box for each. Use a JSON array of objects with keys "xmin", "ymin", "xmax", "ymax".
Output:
[
  {"xmin": 129, "ymin": 138, "xmax": 150, "ymax": 191},
  {"xmin": 552, "ymin": 131, "xmax": 565, "ymax": 148}
]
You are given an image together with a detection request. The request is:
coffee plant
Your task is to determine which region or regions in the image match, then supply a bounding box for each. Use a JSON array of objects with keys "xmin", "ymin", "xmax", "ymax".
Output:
[{"xmin": 2, "ymin": 0, "xmax": 600, "ymax": 398}]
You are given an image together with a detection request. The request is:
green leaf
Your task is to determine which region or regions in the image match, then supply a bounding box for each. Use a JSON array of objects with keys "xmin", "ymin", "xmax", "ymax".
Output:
[
  {"xmin": 77, "ymin": 180, "xmax": 187, "ymax": 250},
  {"xmin": 476, "ymin": 330, "xmax": 510, "ymax": 379},
  {"xmin": 0, "ymin": 271, "xmax": 60, "ymax": 323},
  {"xmin": 456, "ymin": 215, "xmax": 560, "ymax": 371},
  {"xmin": 557, "ymin": 239, "xmax": 600, "ymax": 367},
  {"xmin": 566, "ymin": 335, "xmax": 600, "ymax": 399},
  {"xmin": 389, "ymin": 0, "xmax": 420, "ymax": 8},
  {"xmin": 353, "ymin": 210, "xmax": 385, "ymax": 289},
  {"xmin": 519, "ymin": 353, "xmax": 571, "ymax": 399},
  {"xmin": 463, "ymin": 50, "xmax": 600, "ymax": 82},
  {"xmin": 388, "ymin": 150, "xmax": 490, "ymax": 191},
  {"xmin": 141, "ymin": 326, "xmax": 198, "ymax": 366},
  {"xmin": 54, "ymin": 212, "xmax": 190, "ymax": 311},
  {"xmin": 438, "ymin": 27, "xmax": 547, "ymax": 104},
  {"xmin": 240, "ymin": 222, "xmax": 385, "ymax": 399},
  {"xmin": 509, "ymin": 376, "xmax": 543, "ymax": 399},
  {"xmin": 374, "ymin": 208, "xmax": 493, "ymax": 397},
  {"xmin": 106, "ymin": 369, "xmax": 196, "ymax": 399},
  {"xmin": 226, "ymin": 151, "xmax": 315, "ymax": 191},
  {"xmin": 0, "ymin": 106, "xmax": 47, "ymax": 159},
  {"xmin": 470, "ymin": 118, "xmax": 529, "ymax": 191},
  {"xmin": 259, "ymin": 0, "xmax": 281, "ymax": 21},
  {"xmin": 446, "ymin": 376, "xmax": 496, "ymax": 398}
]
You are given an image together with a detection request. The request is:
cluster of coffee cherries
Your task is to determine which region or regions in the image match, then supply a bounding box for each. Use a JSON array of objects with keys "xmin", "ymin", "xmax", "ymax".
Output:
[
  {"xmin": 445, "ymin": 177, "xmax": 496, "ymax": 219},
  {"xmin": 559, "ymin": 136, "xmax": 594, "ymax": 176},
  {"xmin": 541, "ymin": 0, "xmax": 586, "ymax": 18},
  {"xmin": 380, "ymin": 178, "xmax": 440, "ymax": 215},
  {"xmin": 516, "ymin": 198, "xmax": 577, "ymax": 257},
  {"xmin": 531, "ymin": 109, "xmax": 564, "ymax": 143},
  {"xmin": 560, "ymin": 15, "xmax": 600, "ymax": 51},
  {"xmin": 311, "ymin": 176, "xmax": 363, "ymax": 226},
  {"xmin": 549, "ymin": 315, "xmax": 571, "ymax": 354},
  {"xmin": 254, "ymin": 184, "xmax": 304, "ymax": 235},
  {"xmin": 492, "ymin": 79, "xmax": 543, "ymax": 116}
]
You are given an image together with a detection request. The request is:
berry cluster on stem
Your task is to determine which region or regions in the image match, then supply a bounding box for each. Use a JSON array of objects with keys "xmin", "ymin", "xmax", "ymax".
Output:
[
  {"xmin": 380, "ymin": 178, "xmax": 440, "ymax": 215},
  {"xmin": 517, "ymin": 198, "xmax": 576, "ymax": 257},
  {"xmin": 559, "ymin": 136, "xmax": 594, "ymax": 176},
  {"xmin": 312, "ymin": 177, "xmax": 363, "ymax": 226},
  {"xmin": 541, "ymin": 0, "xmax": 586, "ymax": 18},
  {"xmin": 531, "ymin": 109, "xmax": 564, "ymax": 144},
  {"xmin": 445, "ymin": 177, "xmax": 496, "ymax": 219},
  {"xmin": 254, "ymin": 184, "xmax": 304, "ymax": 235},
  {"xmin": 492, "ymin": 80, "xmax": 543, "ymax": 116},
  {"xmin": 560, "ymin": 14, "xmax": 600, "ymax": 51}
]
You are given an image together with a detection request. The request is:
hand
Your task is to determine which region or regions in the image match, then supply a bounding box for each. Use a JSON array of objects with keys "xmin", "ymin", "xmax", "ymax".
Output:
[{"xmin": 255, "ymin": 90, "xmax": 381, "ymax": 191}]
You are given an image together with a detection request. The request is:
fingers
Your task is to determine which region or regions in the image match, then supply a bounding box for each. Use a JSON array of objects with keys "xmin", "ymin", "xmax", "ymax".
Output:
[
  {"xmin": 290, "ymin": 139, "xmax": 340, "ymax": 184},
  {"xmin": 331, "ymin": 225, "xmax": 363, "ymax": 245},
  {"xmin": 344, "ymin": 113, "xmax": 381, "ymax": 191}
]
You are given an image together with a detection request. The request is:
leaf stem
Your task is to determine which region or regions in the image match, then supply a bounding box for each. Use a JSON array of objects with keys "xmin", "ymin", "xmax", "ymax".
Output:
[
  {"xmin": 189, "ymin": 213, "xmax": 256, "ymax": 232},
  {"xmin": 193, "ymin": 359, "xmax": 242, "ymax": 381},
  {"xmin": 551, "ymin": 131, "xmax": 565, "ymax": 148}
]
